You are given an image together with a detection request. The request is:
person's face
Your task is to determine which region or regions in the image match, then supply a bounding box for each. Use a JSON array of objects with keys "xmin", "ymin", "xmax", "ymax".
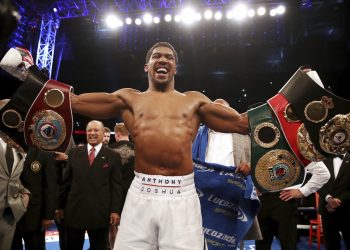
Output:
[
  {"xmin": 86, "ymin": 121, "xmax": 104, "ymax": 146},
  {"xmin": 144, "ymin": 46, "xmax": 177, "ymax": 87},
  {"xmin": 102, "ymin": 132, "xmax": 110, "ymax": 145}
]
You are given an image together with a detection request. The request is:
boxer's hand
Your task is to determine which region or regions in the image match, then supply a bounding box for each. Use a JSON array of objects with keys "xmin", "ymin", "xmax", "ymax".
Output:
[{"xmin": 0, "ymin": 47, "xmax": 34, "ymax": 81}]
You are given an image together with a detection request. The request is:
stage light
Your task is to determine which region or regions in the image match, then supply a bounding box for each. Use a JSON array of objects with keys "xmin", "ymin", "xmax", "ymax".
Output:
[
  {"xmin": 164, "ymin": 14, "xmax": 172, "ymax": 22},
  {"xmin": 226, "ymin": 10, "xmax": 234, "ymax": 19},
  {"xmin": 174, "ymin": 14, "xmax": 181, "ymax": 22},
  {"xmin": 269, "ymin": 8, "xmax": 277, "ymax": 17},
  {"xmin": 204, "ymin": 10, "xmax": 213, "ymax": 20},
  {"xmin": 53, "ymin": 8, "xmax": 57, "ymax": 13},
  {"xmin": 248, "ymin": 9, "xmax": 255, "ymax": 17},
  {"xmin": 233, "ymin": 4, "xmax": 248, "ymax": 21},
  {"xmin": 153, "ymin": 16, "xmax": 160, "ymax": 24},
  {"xmin": 135, "ymin": 18, "xmax": 142, "ymax": 25},
  {"xmin": 143, "ymin": 13, "xmax": 153, "ymax": 24},
  {"xmin": 181, "ymin": 7, "xmax": 197, "ymax": 24},
  {"xmin": 105, "ymin": 14, "xmax": 123, "ymax": 29},
  {"xmin": 214, "ymin": 11, "xmax": 222, "ymax": 20},
  {"xmin": 276, "ymin": 5, "xmax": 286, "ymax": 15},
  {"xmin": 125, "ymin": 17, "xmax": 132, "ymax": 25},
  {"xmin": 257, "ymin": 7, "xmax": 266, "ymax": 16}
]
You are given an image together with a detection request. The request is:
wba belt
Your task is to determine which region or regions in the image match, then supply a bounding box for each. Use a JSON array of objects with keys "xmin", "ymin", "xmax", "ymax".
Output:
[
  {"xmin": 0, "ymin": 65, "xmax": 73, "ymax": 152},
  {"xmin": 248, "ymin": 103, "xmax": 305, "ymax": 193},
  {"xmin": 279, "ymin": 68, "xmax": 350, "ymax": 156}
]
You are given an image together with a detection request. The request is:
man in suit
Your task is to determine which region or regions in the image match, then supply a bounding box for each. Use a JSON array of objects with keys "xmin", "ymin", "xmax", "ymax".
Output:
[
  {"xmin": 58, "ymin": 120, "xmax": 123, "ymax": 250},
  {"xmin": 11, "ymin": 146, "xmax": 57, "ymax": 250},
  {"xmin": 318, "ymin": 152, "xmax": 350, "ymax": 250},
  {"xmin": 0, "ymin": 99, "xmax": 30, "ymax": 250}
]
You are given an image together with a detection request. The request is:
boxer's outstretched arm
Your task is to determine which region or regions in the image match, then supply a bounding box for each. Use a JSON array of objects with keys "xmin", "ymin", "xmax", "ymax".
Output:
[
  {"xmin": 196, "ymin": 93, "xmax": 249, "ymax": 135},
  {"xmin": 71, "ymin": 89, "xmax": 133, "ymax": 119}
]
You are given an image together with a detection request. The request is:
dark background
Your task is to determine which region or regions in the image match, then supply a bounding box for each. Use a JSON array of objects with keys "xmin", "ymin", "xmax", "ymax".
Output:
[{"xmin": 1, "ymin": 0, "xmax": 349, "ymax": 144}]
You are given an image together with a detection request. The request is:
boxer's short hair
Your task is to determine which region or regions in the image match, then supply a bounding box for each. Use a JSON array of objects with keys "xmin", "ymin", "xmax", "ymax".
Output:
[{"xmin": 145, "ymin": 42, "xmax": 178, "ymax": 64}]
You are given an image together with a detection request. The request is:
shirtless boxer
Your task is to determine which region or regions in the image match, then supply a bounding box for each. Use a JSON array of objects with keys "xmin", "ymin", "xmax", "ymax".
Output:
[
  {"xmin": 70, "ymin": 42, "xmax": 249, "ymax": 250},
  {"xmin": 1, "ymin": 42, "xmax": 249, "ymax": 250}
]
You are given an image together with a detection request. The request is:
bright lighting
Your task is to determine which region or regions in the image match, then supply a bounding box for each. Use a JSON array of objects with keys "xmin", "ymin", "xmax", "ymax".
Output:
[
  {"xmin": 248, "ymin": 9, "xmax": 255, "ymax": 17},
  {"xmin": 269, "ymin": 8, "xmax": 277, "ymax": 16},
  {"xmin": 214, "ymin": 11, "xmax": 222, "ymax": 20},
  {"xmin": 105, "ymin": 14, "xmax": 123, "ymax": 29},
  {"xmin": 257, "ymin": 7, "xmax": 266, "ymax": 16},
  {"xmin": 125, "ymin": 17, "xmax": 132, "ymax": 25},
  {"xmin": 226, "ymin": 10, "xmax": 234, "ymax": 19},
  {"xmin": 143, "ymin": 13, "xmax": 153, "ymax": 24},
  {"xmin": 135, "ymin": 18, "xmax": 142, "ymax": 25},
  {"xmin": 164, "ymin": 14, "xmax": 172, "ymax": 22},
  {"xmin": 181, "ymin": 7, "xmax": 196, "ymax": 24},
  {"xmin": 153, "ymin": 16, "xmax": 160, "ymax": 24},
  {"xmin": 174, "ymin": 14, "xmax": 181, "ymax": 22},
  {"xmin": 204, "ymin": 10, "xmax": 213, "ymax": 20},
  {"xmin": 276, "ymin": 5, "xmax": 286, "ymax": 15},
  {"xmin": 233, "ymin": 4, "xmax": 248, "ymax": 21}
]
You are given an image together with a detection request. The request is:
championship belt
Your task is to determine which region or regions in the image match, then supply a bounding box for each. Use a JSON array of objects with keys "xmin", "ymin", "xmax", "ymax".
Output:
[
  {"xmin": 280, "ymin": 67, "xmax": 350, "ymax": 156},
  {"xmin": 24, "ymin": 79, "xmax": 73, "ymax": 152},
  {"xmin": 0, "ymin": 66, "xmax": 47, "ymax": 152},
  {"xmin": 248, "ymin": 103, "xmax": 305, "ymax": 193},
  {"xmin": 267, "ymin": 94, "xmax": 324, "ymax": 164},
  {"xmin": 0, "ymin": 65, "xmax": 74, "ymax": 152}
]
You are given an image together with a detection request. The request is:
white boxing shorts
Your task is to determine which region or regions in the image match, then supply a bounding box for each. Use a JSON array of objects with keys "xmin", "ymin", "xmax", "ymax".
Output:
[{"xmin": 113, "ymin": 172, "xmax": 206, "ymax": 250}]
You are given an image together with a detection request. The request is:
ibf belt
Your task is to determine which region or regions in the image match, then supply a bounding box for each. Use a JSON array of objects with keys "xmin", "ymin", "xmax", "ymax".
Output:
[
  {"xmin": 267, "ymin": 93, "xmax": 324, "ymax": 164},
  {"xmin": 0, "ymin": 66, "xmax": 48, "ymax": 153},
  {"xmin": 24, "ymin": 79, "xmax": 73, "ymax": 152},
  {"xmin": 279, "ymin": 67, "xmax": 350, "ymax": 155},
  {"xmin": 248, "ymin": 103, "xmax": 305, "ymax": 193}
]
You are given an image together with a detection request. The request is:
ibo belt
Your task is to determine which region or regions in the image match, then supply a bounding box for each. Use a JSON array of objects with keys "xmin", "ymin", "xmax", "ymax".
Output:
[
  {"xmin": 279, "ymin": 68, "xmax": 350, "ymax": 156},
  {"xmin": 248, "ymin": 103, "xmax": 305, "ymax": 193}
]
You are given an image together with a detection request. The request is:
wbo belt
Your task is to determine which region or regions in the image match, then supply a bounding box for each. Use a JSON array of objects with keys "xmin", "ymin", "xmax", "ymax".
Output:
[
  {"xmin": 279, "ymin": 67, "xmax": 350, "ymax": 156},
  {"xmin": 248, "ymin": 103, "xmax": 305, "ymax": 193},
  {"xmin": 267, "ymin": 93, "xmax": 325, "ymax": 164},
  {"xmin": 0, "ymin": 65, "xmax": 73, "ymax": 152}
]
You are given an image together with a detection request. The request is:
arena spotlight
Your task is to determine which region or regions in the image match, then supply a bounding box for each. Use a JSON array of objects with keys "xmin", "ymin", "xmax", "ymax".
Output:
[
  {"xmin": 174, "ymin": 14, "xmax": 181, "ymax": 22},
  {"xmin": 204, "ymin": 10, "xmax": 213, "ymax": 20},
  {"xmin": 276, "ymin": 5, "xmax": 286, "ymax": 15},
  {"xmin": 135, "ymin": 18, "xmax": 142, "ymax": 25},
  {"xmin": 105, "ymin": 14, "xmax": 123, "ymax": 29},
  {"xmin": 181, "ymin": 7, "xmax": 197, "ymax": 24},
  {"xmin": 214, "ymin": 11, "xmax": 222, "ymax": 20},
  {"xmin": 226, "ymin": 10, "xmax": 234, "ymax": 19},
  {"xmin": 53, "ymin": 7, "xmax": 57, "ymax": 13},
  {"xmin": 143, "ymin": 13, "xmax": 153, "ymax": 24},
  {"xmin": 247, "ymin": 9, "xmax": 255, "ymax": 17},
  {"xmin": 269, "ymin": 8, "xmax": 277, "ymax": 16},
  {"xmin": 164, "ymin": 14, "xmax": 172, "ymax": 22},
  {"xmin": 232, "ymin": 4, "xmax": 248, "ymax": 21},
  {"xmin": 257, "ymin": 7, "xmax": 266, "ymax": 16},
  {"xmin": 153, "ymin": 16, "xmax": 160, "ymax": 24},
  {"xmin": 125, "ymin": 17, "xmax": 132, "ymax": 25}
]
